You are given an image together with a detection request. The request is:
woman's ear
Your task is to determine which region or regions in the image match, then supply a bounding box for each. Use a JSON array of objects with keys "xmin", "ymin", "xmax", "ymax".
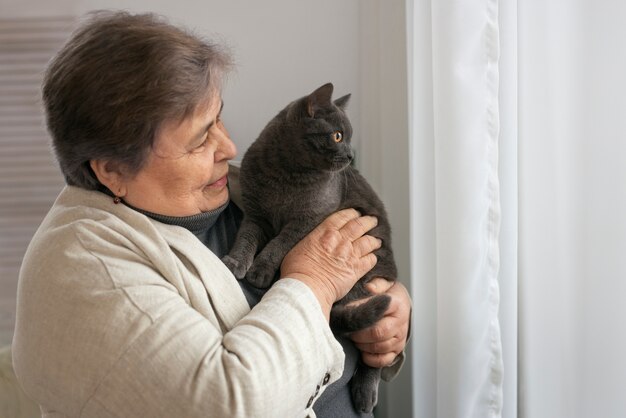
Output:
[{"xmin": 89, "ymin": 160, "xmax": 127, "ymax": 197}]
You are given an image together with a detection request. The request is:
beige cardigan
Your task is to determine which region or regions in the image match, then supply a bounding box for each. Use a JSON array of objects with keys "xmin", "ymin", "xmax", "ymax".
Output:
[{"xmin": 12, "ymin": 184, "xmax": 345, "ymax": 418}]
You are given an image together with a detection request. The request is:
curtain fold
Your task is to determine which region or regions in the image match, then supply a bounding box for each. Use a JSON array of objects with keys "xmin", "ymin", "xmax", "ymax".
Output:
[
  {"xmin": 431, "ymin": 0, "xmax": 503, "ymax": 416},
  {"xmin": 408, "ymin": 0, "xmax": 505, "ymax": 416},
  {"xmin": 496, "ymin": 1, "xmax": 518, "ymax": 417}
]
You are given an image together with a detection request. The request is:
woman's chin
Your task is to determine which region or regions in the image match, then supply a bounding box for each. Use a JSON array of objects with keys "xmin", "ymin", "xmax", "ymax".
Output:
[{"xmin": 201, "ymin": 187, "xmax": 230, "ymax": 211}]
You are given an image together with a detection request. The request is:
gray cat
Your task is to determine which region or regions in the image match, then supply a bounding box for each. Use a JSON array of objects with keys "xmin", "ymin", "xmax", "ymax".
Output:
[{"xmin": 223, "ymin": 82, "xmax": 397, "ymax": 413}]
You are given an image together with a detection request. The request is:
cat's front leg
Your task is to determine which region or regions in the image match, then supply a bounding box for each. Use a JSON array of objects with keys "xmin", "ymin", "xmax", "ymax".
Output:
[
  {"xmin": 245, "ymin": 218, "xmax": 317, "ymax": 288},
  {"xmin": 222, "ymin": 217, "xmax": 269, "ymax": 279}
]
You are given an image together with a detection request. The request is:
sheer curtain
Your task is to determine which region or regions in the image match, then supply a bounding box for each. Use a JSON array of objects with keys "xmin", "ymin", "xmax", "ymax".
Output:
[
  {"xmin": 518, "ymin": 1, "xmax": 626, "ymax": 417},
  {"xmin": 407, "ymin": 0, "xmax": 508, "ymax": 417},
  {"xmin": 407, "ymin": 0, "xmax": 626, "ymax": 417}
]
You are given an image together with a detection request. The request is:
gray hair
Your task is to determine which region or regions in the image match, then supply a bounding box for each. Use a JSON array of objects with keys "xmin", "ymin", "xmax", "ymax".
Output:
[{"xmin": 43, "ymin": 10, "xmax": 233, "ymax": 189}]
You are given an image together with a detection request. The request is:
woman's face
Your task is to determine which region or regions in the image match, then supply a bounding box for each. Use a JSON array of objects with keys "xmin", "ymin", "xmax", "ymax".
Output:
[{"xmin": 121, "ymin": 95, "xmax": 237, "ymax": 216}]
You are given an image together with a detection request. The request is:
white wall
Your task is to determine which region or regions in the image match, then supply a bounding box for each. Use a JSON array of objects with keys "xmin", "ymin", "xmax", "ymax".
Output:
[
  {"xmin": 2, "ymin": 0, "xmax": 362, "ymax": 157},
  {"xmin": 358, "ymin": 2, "xmax": 412, "ymax": 418},
  {"xmin": 81, "ymin": 0, "xmax": 363, "ymax": 158}
]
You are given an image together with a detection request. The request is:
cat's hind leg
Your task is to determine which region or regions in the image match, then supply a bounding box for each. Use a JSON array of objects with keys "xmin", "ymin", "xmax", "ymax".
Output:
[{"xmin": 350, "ymin": 364, "xmax": 382, "ymax": 413}]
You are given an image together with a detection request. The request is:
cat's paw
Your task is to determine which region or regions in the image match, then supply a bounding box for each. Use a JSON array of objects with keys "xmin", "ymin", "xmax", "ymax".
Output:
[
  {"xmin": 222, "ymin": 255, "xmax": 247, "ymax": 279},
  {"xmin": 350, "ymin": 378, "xmax": 379, "ymax": 414},
  {"xmin": 245, "ymin": 259, "xmax": 278, "ymax": 289}
]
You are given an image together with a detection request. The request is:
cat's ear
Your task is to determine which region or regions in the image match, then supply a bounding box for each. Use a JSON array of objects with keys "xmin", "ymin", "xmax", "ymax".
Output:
[
  {"xmin": 334, "ymin": 94, "xmax": 351, "ymax": 110},
  {"xmin": 307, "ymin": 83, "xmax": 334, "ymax": 117}
]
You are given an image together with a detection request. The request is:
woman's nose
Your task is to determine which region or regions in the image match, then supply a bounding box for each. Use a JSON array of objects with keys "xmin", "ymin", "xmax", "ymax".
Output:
[{"xmin": 216, "ymin": 125, "xmax": 237, "ymax": 161}]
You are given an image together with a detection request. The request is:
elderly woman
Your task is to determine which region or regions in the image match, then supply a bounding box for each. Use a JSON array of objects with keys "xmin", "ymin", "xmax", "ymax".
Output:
[{"xmin": 12, "ymin": 11, "xmax": 411, "ymax": 418}]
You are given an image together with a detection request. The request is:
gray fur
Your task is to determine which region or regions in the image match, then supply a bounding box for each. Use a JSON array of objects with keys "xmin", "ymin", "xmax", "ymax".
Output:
[{"xmin": 223, "ymin": 82, "xmax": 397, "ymax": 413}]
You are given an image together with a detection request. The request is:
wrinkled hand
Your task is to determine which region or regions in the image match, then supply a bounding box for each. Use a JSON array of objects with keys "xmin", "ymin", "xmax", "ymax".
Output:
[
  {"xmin": 280, "ymin": 209, "xmax": 381, "ymax": 318},
  {"xmin": 349, "ymin": 278, "xmax": 411, "ymax": 368}
]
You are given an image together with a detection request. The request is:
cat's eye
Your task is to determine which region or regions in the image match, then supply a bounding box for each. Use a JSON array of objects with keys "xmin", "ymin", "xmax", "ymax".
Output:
[{"xmin": 332, "ymin": 131, "xmax": 343, "ymax": 143}]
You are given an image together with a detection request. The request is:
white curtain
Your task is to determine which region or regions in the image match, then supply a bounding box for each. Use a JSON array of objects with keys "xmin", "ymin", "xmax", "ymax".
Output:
[
  {"xmin": 518, "ymin": 1, "xmax": 626, "ymax": 417},
  {"xmin": 407, "ymin": 0, "xmax": 626, "ymax": 417},
  {"xmin": 407, "ymin": 0, "xmax": 508, "ymax": 417}
]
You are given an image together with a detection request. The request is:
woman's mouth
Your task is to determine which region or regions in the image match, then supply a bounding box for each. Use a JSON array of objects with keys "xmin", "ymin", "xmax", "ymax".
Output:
[{"xmin": 207, "ymin": 175, "xmax": 228, "ymax": 189}]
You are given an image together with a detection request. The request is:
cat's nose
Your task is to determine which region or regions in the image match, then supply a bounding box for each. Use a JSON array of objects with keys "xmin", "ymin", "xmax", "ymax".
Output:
[{"xmin": 347, "ymin": 149, "xmax": 354, "ymax": 161}]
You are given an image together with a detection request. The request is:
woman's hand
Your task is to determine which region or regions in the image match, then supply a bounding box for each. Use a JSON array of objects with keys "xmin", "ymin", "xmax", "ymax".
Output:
[
  {"xmin": 349, "ymin": 278, "xmax": 411, "ymax": 368},
  {"xmin": 280, "ymin": 209, "xmax": 381, "ymax": 319}
]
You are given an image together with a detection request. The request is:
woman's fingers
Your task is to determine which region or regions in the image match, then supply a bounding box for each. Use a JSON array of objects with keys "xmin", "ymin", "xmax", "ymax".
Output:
[
  {"xmin": 354, "ymin": 334, "xmax": 399, "ymax": 354},
  {"xmin": 364, "ymin": 276, "xmax": 394, "ymax": 294},
  {"xmin": 320, "ymin": 208, "xmax": 362, "ymax": 229},
  {"xmin": 353, "ymin": 253, "xmax": 378, "ymax": 280},
  {"xmin": 339, "ymin": 213, "xmax": 378, "ymax": 241},
  {"xmin": 352, "ymin": 316, "xmax": 399, "ymax": 349},
  {"xmin": 349, "ymin": 281, "xmax": 412, "ymax": 368},
  {"xmin": 320, "ymin": 209, "xmax": 378, "ymax": 241},
  {"xmin": 359, "ymin": 352, "xmax": 399, "ymax": 369},
  {"xmin": 352, "ymin": 234, "xmax": 382, "ymax": 258}
]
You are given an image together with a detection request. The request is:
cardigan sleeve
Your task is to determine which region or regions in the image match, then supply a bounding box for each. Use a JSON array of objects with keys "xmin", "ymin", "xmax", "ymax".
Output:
[
  {"xmin": 82, "ymin": 279, "xmax": 344, "ymax": 418},
  {"xmin": 13, "ymin": 215, "xmax": 344, "ymax": 418}
]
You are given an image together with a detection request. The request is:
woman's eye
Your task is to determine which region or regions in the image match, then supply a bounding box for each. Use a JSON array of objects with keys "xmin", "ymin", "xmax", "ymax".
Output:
[
  {"xmin": 196, "ymin": 136, "xmax": 209, "ymax": 149},
  {"xmin": 332, "ymin": 131, "xmax": 343, "ymax": 143}
]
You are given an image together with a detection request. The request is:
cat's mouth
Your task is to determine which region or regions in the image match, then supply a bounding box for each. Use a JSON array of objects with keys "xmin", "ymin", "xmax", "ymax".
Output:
[{"xmin": 331, "ymin": 156, "xmax": 353, "ymax": 171}]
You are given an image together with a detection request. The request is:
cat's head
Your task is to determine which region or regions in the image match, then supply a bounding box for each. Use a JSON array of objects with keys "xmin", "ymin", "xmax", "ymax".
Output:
[{"xmin": 282, "ymin": 82, "xmax": 354, "ymax": 172}]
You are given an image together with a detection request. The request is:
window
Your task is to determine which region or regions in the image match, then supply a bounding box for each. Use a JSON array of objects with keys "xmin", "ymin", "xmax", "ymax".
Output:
[{"xmin": 0, "ymin": 16, "xmax": 72, "ymax": 345}]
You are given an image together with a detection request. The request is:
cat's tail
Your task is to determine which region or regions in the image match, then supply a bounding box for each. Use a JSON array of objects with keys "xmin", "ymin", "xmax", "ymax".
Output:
[{"xmin": 329, "ymin": 294, "xmax": 390, "ymax": 334}]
